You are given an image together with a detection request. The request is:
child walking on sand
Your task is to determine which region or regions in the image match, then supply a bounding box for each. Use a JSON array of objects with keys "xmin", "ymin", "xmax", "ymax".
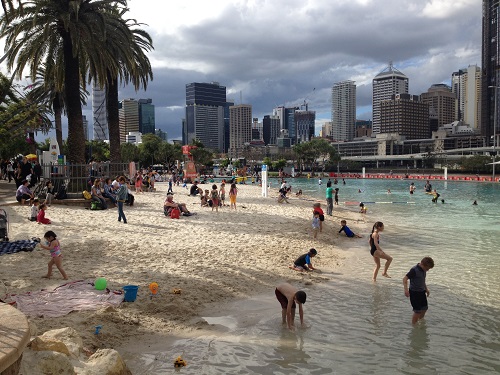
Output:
[
  {"xmin": 39, "ymin": 231, "xmax": 68, "ymax": 280},
  {"xmin": 369, "ymin": 221, "xmax": 392, "ymax": 281},
  {"xmin": 403, "ymin": 257, "xmax": 435, "ymax": 324},
  {"xmin": 229, "ymin": 183, "xmax": 238, "ymax": 209},
  {"xmin": 37, "ymin": 203, "xmax": 51, "ymax": 224},
  {"xmin": 211, "ymin": 184, "xmax": 220, "ymax": 212}
]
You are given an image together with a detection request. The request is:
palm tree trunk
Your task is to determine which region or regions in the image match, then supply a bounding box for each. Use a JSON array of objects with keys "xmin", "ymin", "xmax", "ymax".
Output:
[
  {"xmin": 106, "ymin": 71, "xmax": 120, "ymax": 164},
  {"xmin": 62, "ymin": 33, "xmax": 85, "ymax": 164},
  {"xmin": 53, "ymin": 94, "xmax": 63, "ymax": 149}
]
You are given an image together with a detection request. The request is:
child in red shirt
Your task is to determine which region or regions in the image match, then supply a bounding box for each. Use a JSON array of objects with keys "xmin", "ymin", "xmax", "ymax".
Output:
[
  {"xmin": 313, "ymin": 202, "xmax": 324, "ymax": 232},
  {"xmin": 37, "ymin": 203, "xmax": 52, "ymax": 224}
]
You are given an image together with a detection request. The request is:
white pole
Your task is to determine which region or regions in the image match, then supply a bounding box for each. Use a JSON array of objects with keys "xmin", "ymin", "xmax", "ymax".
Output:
[
  {"xmin": 362, "ymin": 167, "xmax": 365, "ymax": 179},
  {"xmin": 444, "ymin": 166, "xmax": 447, "ymax": 180},
  {"xmin": 261, "ymin": 165, "xmax": 268, "ymax": 197}
]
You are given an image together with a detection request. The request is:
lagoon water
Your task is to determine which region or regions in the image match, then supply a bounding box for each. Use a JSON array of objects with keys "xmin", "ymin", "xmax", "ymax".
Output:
[{"xmin": 121, "ymin": 178, "xmax": 500, "ymax": 374}]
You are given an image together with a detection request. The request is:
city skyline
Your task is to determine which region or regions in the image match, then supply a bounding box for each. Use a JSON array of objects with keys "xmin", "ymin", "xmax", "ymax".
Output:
[{"xmin": 0, "ymin": 0, "xmax": 481, "ymax": 142}]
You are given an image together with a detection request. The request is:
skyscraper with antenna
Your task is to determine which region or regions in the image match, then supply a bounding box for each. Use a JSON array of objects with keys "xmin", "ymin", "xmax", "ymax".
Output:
[{"xmin": 372, "ymin": 62, "xmax": 408, "ymax": 134}]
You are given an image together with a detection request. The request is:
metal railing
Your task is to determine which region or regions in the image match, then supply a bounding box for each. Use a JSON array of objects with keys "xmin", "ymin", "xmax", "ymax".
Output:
[{"xmin": 41, "ymin": 162, "xmax": 138, "ymax": 193}]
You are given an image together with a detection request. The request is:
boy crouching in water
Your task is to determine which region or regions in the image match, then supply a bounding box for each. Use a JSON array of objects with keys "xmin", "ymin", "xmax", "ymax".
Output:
[
  {"xmin": 403, "ymin": 257, "xmax": 435, "ymax": 324},
  {"xmin": 275, "ymin": 282, "xmax": 307, "ymax": 331}
]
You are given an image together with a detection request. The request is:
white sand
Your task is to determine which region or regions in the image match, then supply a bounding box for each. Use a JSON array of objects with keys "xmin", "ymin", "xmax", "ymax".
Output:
[{"xmin": 0, "ymin": 181, "xmax": 369, "ymax": 352}]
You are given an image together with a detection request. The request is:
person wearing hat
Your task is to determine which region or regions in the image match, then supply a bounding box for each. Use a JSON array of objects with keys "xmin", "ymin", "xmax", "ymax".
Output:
[{"xmin": 289, "ymin": 248, "xmax": 317, "ymax": 272}]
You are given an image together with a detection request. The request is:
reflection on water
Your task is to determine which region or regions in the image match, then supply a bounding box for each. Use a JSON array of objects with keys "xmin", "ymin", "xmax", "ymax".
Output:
[
  {"xmin": 270, "ymin": 331, "xmax": 310, "ymax": 369},
  {"xmin": 403, "ymin": 323, "xmax": 430, "ymax": 374}
]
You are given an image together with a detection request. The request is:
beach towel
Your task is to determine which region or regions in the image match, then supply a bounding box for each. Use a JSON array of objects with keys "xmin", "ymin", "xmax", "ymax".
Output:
[
  {"xmin": 0, "ymin": 239, "xmax": 39, "ymax": 256},
  {"xmin": 8, "ymin": 280, "xmax": 124, "ymax": 318}
]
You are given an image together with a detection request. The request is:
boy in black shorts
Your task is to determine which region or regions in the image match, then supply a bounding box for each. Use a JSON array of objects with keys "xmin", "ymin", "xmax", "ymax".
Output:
[{"xmin": 403, "ymin": 257, "xmax": 435, "ymax": 324}]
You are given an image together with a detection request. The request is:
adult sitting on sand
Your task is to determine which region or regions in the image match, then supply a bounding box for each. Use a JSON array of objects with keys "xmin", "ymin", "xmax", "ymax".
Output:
[
  {"xmin": 16, "ymin": 179, "xmax": 34, "ymax": 205},
  {"xmin": 164, "ymin": 193, "xmax": 193, "ymax": 216}
]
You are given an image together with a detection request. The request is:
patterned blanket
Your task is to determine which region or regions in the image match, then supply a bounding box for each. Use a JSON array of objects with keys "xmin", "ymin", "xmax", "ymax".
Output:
[{"xmin": 0, "ymin": 239, "xmax": 38, "ymax": 256}]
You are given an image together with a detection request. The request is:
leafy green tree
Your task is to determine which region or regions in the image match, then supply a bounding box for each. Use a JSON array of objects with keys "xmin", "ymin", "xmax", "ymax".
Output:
[
  {"xmin": 459, "ymin": 155, "xmax": 493, "ymax": 174},
  {"xmin": 160, "ymin": 142, "xmax": 182, "ymax": 168},
  {"xmin": 85, "ymin": 140, "xmax": 109, "ymax": 162},
  {"xmin": 139, "ymin": 133, "xmax": 163, "ymax": 166},
  {"xmin": 100, "ymin": 11, "xmax": 153, "ymax": 164},
  {"xmin": 273, "ymin": 158, "xmax": 287, "ymax": 171},
  {"xmin": 37, "ymin": 138, "xmax": 51, "ymax": 152},
  {"xmin": 120, "ymin": 142, "xmax": 139, "ymax": 163},
  {"xmin": 293, "ymin": 139, "xmax": 338, "ymax": 173},
  {"xmin": 190, "ymin": 146, "xmax": 214, "ymax": 173},
  {"xmin": 219, "ymin": 158, "xmax": 230, "ymax": 168},
  {"xmin": 262, "ymin": 157, "xmax": 272, "ymax": 169}
]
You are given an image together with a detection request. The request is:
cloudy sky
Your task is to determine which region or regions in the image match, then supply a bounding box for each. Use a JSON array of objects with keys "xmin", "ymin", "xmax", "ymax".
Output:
[{"xmin": 3, "ymin": 0, "xmax": 482, "ymax": 141}]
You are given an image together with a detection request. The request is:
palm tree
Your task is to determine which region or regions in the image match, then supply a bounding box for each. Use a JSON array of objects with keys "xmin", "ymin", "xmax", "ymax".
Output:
[
  {"xmin": 0, "ymin": 0, "xmax": 127, "ymax": 163},
  {"xmin": 25, "ymin": 65, "xmax": 89, "ymax": 150},
  {"xmin": 88, "ymin": 11, "xmax": 153, "ymax": 164}
]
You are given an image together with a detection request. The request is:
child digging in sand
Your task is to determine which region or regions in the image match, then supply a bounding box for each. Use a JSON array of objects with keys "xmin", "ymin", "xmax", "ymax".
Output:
[
  {"xmin": 289, "ymin": 248, "xmax": 317, "ymax": 272},
  {"xmin": 39, "ymin": 230, "xmax": 68, "ymax": 280}
]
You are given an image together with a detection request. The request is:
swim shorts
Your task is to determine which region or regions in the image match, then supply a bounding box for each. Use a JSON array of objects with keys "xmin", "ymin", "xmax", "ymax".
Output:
[
  {"xmin": 409, "ymin": 290, "xmax": 428, "ymax": 312},
  {"xmin": 275, "ymin": 288, "xmax": 296, "ymax": 309}
]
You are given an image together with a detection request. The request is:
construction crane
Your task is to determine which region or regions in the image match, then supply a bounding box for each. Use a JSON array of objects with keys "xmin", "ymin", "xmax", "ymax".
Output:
[{"xmin": 300, "ymin": 88, "xmax": 316, "ymax": 111}]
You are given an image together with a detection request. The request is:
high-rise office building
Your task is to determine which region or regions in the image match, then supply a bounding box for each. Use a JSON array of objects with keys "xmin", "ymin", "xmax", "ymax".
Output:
[
  {"xmin": 119, "ymin": 99, "xmax": 139, "ymax": 143},
  {"xmin": 380, "ymin": 94, "xmax": 429, "ymax": 139},
  {"xmin": 184, "ymin": 82, "xmax": 226, "ymax": 152},
  {"xmin": 92, "ymin": 83, "xmax": 108, "ymax": 140},
  {"xmin": 229, "ymin": 104, "xmax": 252, "ymax": 156},
  {"xmin": 224, "ymin": 100, "xmax": 234, "ymax": 153},
  {"xmin": 482, "ymin": 1, "xmax": 498, "ymax": 144},
  {"xmin": 273, "ymin": 106, "xmax": 298, "ymax": 144},
  {"xmin": 138, "ymin": 98, "xmax": 155, "ymax": 134},
  {"xmin": 372, "ymin": 63, "xmax": 409, "ymax": 134},
  {"xmin": 421, "ymin": 84, "xmax": 456, "ymax": 127},
  {"xmin": 321, "ymin": 121, "xmax": 333, "ymax": 138},
  {"xmin": 295, "ymin": 110, "xmax": 316, "ymax": 142},
  {"xmin": 155, "ymin": 128, "xmax": 168, "ymax": 141},
  {"xmin": 252, "ymin": 118, "xmax": 263, "ymax": 140},
  {"xmin": 331, "ymin": 80, "xmax": 356, "ymax": 141},
  {"xmin": 452, "ymin": 65, "xmax": 481, "ymax": 129},
  {"xmin": 83, "ymin": 115, "xmax": 89, "ymax": 141},
  {"xmin": 262, "ymin": 115, "xmax": 280, "ymax": 145}
]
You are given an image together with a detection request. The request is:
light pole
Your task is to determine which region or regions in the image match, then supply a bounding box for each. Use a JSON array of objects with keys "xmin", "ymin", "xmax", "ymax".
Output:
[{"xmin": 488, "ymin": 86, "xmax": 498, "ymax": 181}]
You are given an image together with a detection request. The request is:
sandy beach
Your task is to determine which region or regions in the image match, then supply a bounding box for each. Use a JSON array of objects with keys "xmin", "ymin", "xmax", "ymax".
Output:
[{"xmin": 0, "ymin": 180, "xmax": 368, "ymax": 354}]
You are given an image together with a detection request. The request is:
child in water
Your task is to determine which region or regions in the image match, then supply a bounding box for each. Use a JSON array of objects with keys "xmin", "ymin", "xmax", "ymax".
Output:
[
  {"xmin": 369, "ymin": 221, "xmax": 392, "ymax": 281},
  {"xmin": 39, "ymin": 230, "xmax": 68, "ymax": 280},
  {"xmin": 403, "ymin": 257, "xmax": 435, "ymax": 324}
]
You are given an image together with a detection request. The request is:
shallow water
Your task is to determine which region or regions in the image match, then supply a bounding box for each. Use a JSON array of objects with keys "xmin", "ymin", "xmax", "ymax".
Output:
[{"xmin": 120, "ymin": 179, "xmax": 500, "ymax": 374}]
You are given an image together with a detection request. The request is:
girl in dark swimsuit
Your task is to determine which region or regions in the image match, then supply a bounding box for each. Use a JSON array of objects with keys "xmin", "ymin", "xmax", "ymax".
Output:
[{"xmin": 369, "ymin": 221, "xmax": 392, "ymax": 282}]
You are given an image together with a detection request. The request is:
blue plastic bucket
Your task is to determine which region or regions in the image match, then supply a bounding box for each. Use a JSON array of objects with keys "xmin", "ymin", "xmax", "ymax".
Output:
[{"xmin": 123, "ymin": 285, "xmax": 139, "ymax": 302}]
